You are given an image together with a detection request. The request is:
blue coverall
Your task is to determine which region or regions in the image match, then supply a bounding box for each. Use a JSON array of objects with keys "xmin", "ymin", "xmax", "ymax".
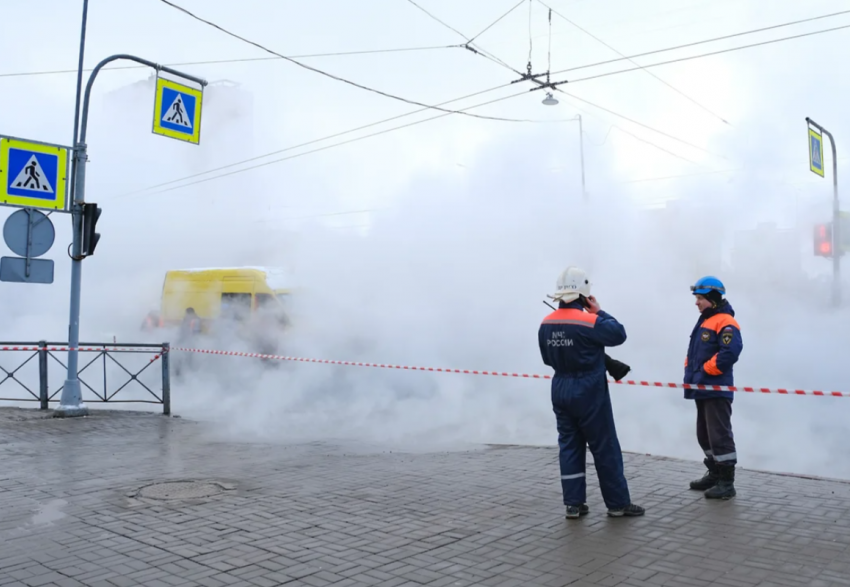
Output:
[{"xmin": 538, "ymin": 301, "xmax": 631, "ymax": 509}]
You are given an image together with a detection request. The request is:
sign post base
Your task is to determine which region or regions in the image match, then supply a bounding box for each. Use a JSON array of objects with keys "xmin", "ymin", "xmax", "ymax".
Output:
[{"xmin": 53, "ymin": 379, "xmax": 89, "ymax": 418}]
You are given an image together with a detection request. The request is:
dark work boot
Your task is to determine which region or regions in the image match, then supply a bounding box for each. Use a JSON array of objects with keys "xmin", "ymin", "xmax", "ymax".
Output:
[
  {"xmin": 704, "ymin": 465, "xmax": 736, "ymax": 500},
  {"xmin": 565, "ymin": 504, "xmax": 589, "ymax": 519},
  {"xmin": 689, "ymin": 458, "xmax": 719, "ymax": 491},
  {"xmin": 607, "ymin": 504, "xmax": 645, "ymax": 517}
]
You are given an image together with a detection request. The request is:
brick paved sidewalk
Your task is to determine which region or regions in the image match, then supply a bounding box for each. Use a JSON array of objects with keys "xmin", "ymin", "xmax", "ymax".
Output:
[{"xmin": 1, "ymin": 407, "xmax": 849, "ymax": 587}]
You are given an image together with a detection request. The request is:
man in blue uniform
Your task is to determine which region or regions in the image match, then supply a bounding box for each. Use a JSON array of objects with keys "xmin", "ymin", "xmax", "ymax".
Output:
[
  {"xmin": 538, "ymin": 266, "xmax": 645, "ymax": 519},
  {"xmin": 684, "ymin": 276, "xmax": 743, "ymax": 500}
]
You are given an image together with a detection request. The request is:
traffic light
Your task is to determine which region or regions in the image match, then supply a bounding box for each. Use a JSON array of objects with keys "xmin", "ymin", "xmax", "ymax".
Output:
[
  {"xmin": 81, "ymin": 203, "xmax": 101, "ymax": 257},
  {"xmin": 813, "ymin": 222, "xmax": 832, "ymax": 257}
]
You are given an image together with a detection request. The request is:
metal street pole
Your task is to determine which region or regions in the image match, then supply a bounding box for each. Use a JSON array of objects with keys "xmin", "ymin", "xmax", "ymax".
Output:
[
  {"xmin": 70, "ymin": 0, "xmax": 88, "ymax": 204},
  {"xmin": 806, "ymin": 117, "xmax": 840, "ymax": 307},
  {"xmin": 55, "ymin": 0, "xmax": 90, "ymax": 417},
  {"xmin": 54, "ymin": 54, "xmax": 207, "ymax": 417}
]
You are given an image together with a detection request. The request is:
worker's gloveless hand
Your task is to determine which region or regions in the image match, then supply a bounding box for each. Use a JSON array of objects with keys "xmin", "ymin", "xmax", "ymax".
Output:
[
  {"xmin": 605, "ymin": 354, "xmax": 631, "ymax": 382},
  {"xmin": 585, "ymin": 295, "xmax": 601, "ymax": 314}
]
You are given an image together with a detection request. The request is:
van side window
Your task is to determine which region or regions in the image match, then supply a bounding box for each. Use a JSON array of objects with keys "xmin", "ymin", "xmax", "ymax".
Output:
[
  {"xmin": 221, "ymin": 293, "xmax": 252, "ymax": 321},
  {"xmin": 255, "ymin": 293, "xmax": 275, "ymax": 309}
]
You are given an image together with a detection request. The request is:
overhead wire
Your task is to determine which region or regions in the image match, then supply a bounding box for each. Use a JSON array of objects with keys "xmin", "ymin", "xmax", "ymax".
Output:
[
  {"xmin": 468, "ymin": 0, "xmax": 526, "ymax": 44},
  {"xmin": 545, "ymin": 8, "xmax": 850, "ymax": 77},
  {"xmin": 120, "ymin": 89, "xmax": 532, "ymax": 199},
  {"xmin": 556, "ymin": 88, "xmax": 721, "ymax": 158},
  {"xmin": 539, "ymin": 0, "xmax": 731, "ymax": 126},
  {"xmin": 547, "ymin": 8, "xmax": 553, "ymax": 75},
  {"xmin": 157, "ymin": 0, "xmax": 518, "ymax": 122},
  {"xmin": 0, "ymin": 45, "xmax": 461, "ymax": 79},
  {"xmin": 404, "ymin": 0, "xmax": 521, "ymax": 74},
  {"xmin": 398, "ymin": 0, "xmax": 720, "ymax": 161},
  {"xmin": 16, "ymin": 7, "xmax": 837, "ymax": 82},
  {"xmin": 551, "ymin": 91, "xmax": 704, "ymax": 166},
  {"xmin": 122, "ymin": 2, "xmax": 576, "ymax": 197},
  {"xmin": 535, "ymin": 23, "xmax": 850, "ymax": 161},
  {"xmin": 131, "ymin": 4, "xmax": 703, "ymax": 196},
  {"xmin": 527, "ymin": 0, "xmax": 534, "ymax": 72},
  {"xmin": 399, "ymin": 0, "xmax": 713, "ymax": 163},
  {"xmin": 118, "ymin": 81, "xmax": 587, "ymax": 197},
  {"xmin": 398, "ymin": 0, "xmax": 717, "ymax": 161},
  {"xmin": 122, "ymin": 17, "xmax": 745, "ymax": 196},
  {"xmin": 128, "ymin": 72, "xmax": 712, "ymax": 200},
  {"xmin": 548, "ymin": 22, "xmax": 850, "ymax": 85},
  {"xmin": 404, "ymin": 0, "xmax": 468, "ymax": 39},
  {"xmin": 580, "ymin": 125, "xmax": 615, "ymax": 147},
  {"xmin": 128, "ymin": 3, "xmax": 850, "ymax": 196}
]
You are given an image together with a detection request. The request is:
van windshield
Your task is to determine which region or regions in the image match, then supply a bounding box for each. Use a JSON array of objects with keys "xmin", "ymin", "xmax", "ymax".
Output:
[
  {"xmin": 255, "ymin": 293, "xmax": 278, "ymax": 309},
  {"xmin": 221, "ymin": 292, "xmax": 252, "ymax": 321},
  {"xmin": 255, "ymin": 293, "xmax": 289, "ymax": 326}
]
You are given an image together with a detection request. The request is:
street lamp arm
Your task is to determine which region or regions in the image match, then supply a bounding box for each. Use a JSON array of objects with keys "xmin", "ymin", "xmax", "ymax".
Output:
[
  {"xmin": 56, "ymin": 54, "xmax": 209, "ymax": 417},
  {"xmin": 79, "ymin": 54, "xmax": 208, "ymax": 145}
]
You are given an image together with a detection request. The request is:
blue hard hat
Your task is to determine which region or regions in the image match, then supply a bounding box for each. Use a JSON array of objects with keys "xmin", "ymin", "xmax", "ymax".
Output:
[{"xmin": 690, "ymin": 276, "xmax": 725, "ymax": 296}]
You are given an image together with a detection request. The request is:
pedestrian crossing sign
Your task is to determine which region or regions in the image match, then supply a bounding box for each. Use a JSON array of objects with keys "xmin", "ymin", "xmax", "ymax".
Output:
[
  {"xmin": 152, "ymin": 75, "xmax": 203, "ymax": 145},
  {"xmin": 0, "ymin": 136, "xmax": 68, "ymax": 211},
  {"xmin": 809, "ymin": 127, "xmax": 825, "ymax": 177}
]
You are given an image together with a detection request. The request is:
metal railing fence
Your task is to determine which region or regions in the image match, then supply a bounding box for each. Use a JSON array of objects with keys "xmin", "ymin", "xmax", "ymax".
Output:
[{"xmin": 0, "ymin": 342, "xmax": 170, "ymax": 415}]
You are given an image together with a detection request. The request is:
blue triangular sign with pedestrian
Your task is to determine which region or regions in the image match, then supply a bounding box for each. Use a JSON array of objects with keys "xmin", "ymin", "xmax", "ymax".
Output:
[
  {"xmin": 162, "ymin": 93, "xmax": 193, "ymax": 130},
  {"xmin": 10, "ymin": 154, "xmax": 54, "ymax": 195}
]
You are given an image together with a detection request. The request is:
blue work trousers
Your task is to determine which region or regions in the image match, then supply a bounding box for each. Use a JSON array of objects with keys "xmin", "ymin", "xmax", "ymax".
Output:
[{"xmin": 552, "ymin": 371, "xmax": 631, "ymax": 509}]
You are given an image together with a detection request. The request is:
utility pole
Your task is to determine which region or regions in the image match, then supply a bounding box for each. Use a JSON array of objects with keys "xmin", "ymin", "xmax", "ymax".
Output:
[
  {"xmin": 54, "ymin": 9, "xmax": 207, "ymax": 417},
  {"xmin": 806, "ymin": 117, "xmax": 840, "ymax": 308},
  {"xmin": 539, "ymin": 82, "xmax": 586, "ymax": 200},
  {"xmin": 541, "ymin": 96, "xmax": 586, "ymax": 201}
]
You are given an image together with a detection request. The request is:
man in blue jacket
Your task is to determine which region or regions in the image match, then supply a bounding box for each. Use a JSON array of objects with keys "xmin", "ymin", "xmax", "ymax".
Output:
[
  {"xmin": 684, "ymin": 276, "xmax": 743, "ymax": 500},
  {"xmin": 539, "ymin": 266, "xmax": 645, "ymax": 519}
]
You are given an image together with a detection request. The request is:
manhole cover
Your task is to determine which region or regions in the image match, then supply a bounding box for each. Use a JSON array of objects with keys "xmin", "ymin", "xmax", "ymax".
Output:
[{"xmin": 138, "ymin": 481, "xmax": 224, "ymax": 500}]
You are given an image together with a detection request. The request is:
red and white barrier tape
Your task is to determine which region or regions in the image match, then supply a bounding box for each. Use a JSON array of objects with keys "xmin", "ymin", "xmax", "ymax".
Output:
[
  {"xmin": 2, "ymin": 345, "xmax": 161, "ymax": 352},
  {"xmin": 170, "ymin": 347, "xmax": 850, "ymax": 398},
  {"xmin": 1, "ymin": 346, "xmax": 162, "ymax": 361}
]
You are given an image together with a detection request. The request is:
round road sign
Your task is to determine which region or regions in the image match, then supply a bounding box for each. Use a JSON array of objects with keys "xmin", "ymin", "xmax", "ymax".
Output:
[{"xmin": 2, "ymin": 208, "xmax": 56, "ymax": 258}]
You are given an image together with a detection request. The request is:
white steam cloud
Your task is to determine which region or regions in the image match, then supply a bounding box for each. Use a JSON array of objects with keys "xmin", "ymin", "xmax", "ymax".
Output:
[{"xmin": 1, "ymin": 0, "xmax": 849, "ymax": 484}]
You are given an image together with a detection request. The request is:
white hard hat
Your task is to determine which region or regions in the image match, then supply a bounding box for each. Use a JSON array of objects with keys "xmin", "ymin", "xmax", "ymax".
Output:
[{"xmin": 548, "ymin": 266, "xmax": 591, "ymax": 304}]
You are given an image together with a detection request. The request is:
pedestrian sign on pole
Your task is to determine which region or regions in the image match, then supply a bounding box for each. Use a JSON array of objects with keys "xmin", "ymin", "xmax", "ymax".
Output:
[
  {"xmin": 0, "ymin": 136, "xmax": 69, "ymax": 211},
  {"xmin": 809, "ymin": 127, "xmax": 825, "ymax": 177},
  {"xmin": 152, "ymin": 74, "xmax": 203, "ymax": 145}
]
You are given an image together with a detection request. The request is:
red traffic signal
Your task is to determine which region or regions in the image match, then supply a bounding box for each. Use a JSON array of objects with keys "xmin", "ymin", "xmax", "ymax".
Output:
[{"xmin": 813, "ymin": 222, "xmax": 833, "ymax": 257}]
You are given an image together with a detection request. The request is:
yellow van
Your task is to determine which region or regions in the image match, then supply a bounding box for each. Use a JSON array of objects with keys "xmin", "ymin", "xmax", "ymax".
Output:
[{"xmin": 159, "ymin": 266, "xmax": 291, "ymax": 330}]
